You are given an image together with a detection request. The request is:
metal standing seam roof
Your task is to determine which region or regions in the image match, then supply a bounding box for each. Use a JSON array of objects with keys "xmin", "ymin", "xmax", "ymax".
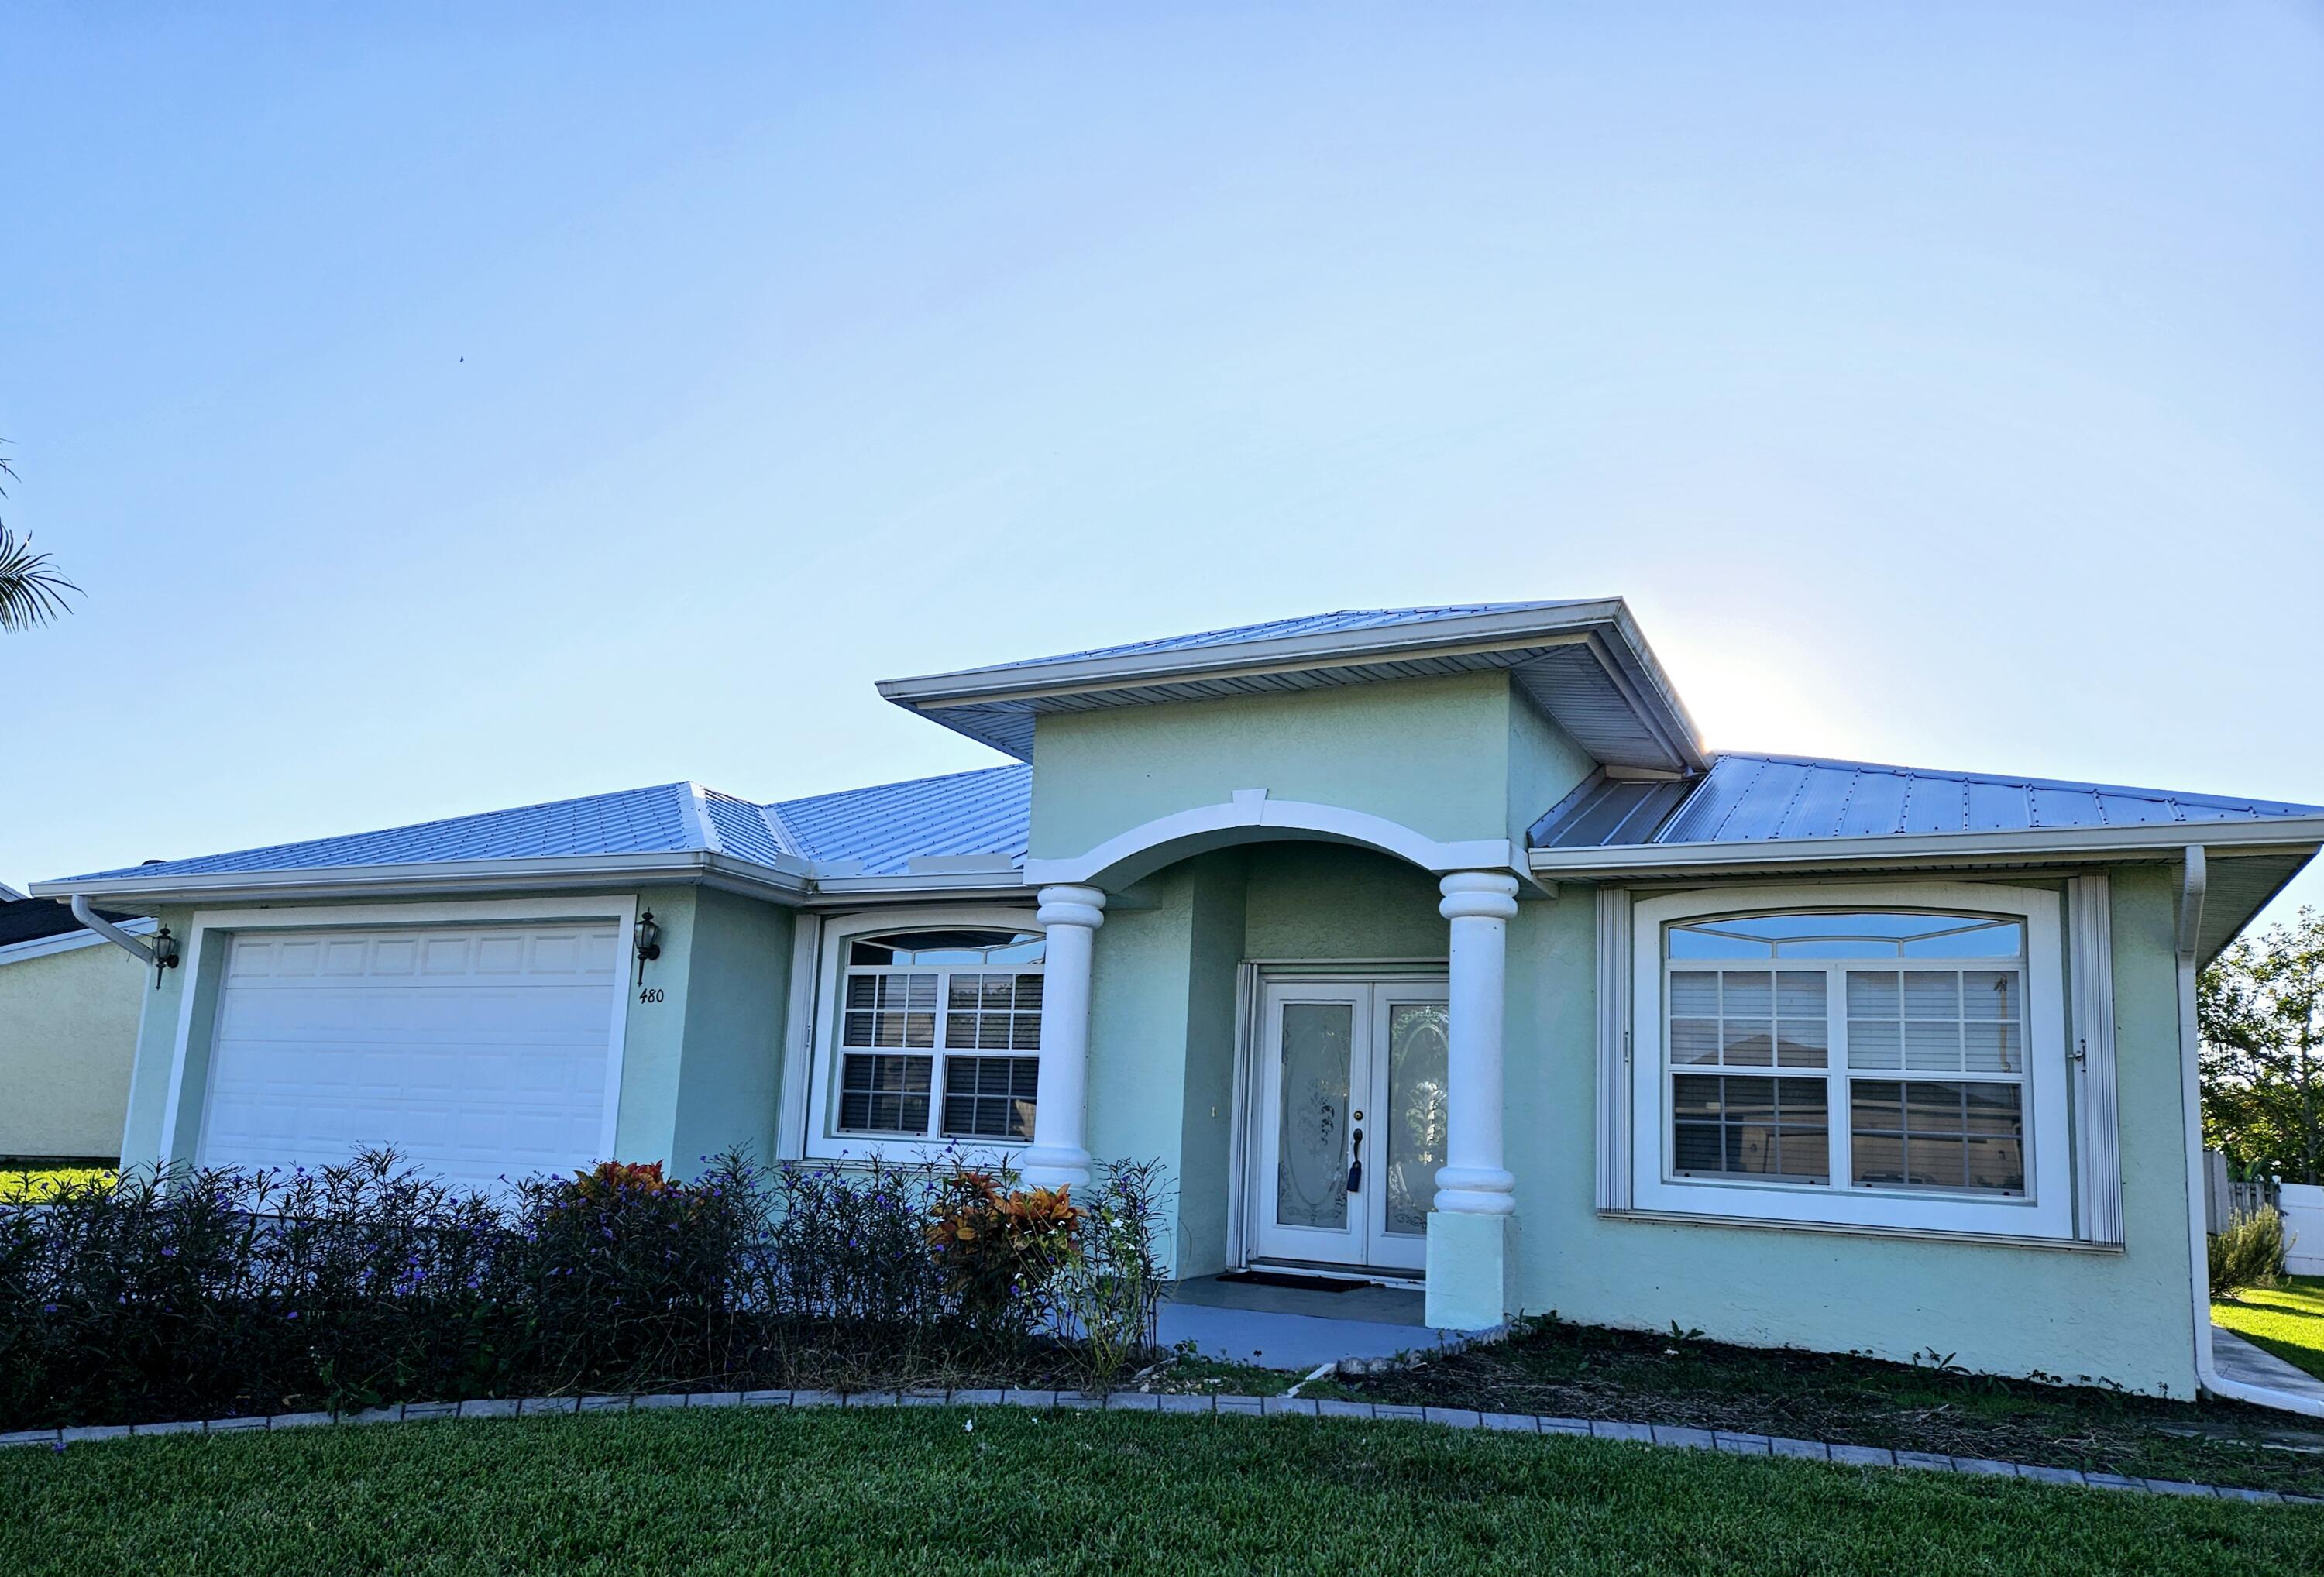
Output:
[
  {"xmin": 61, "ymin": 782, "xmax": 724, "ymax": 882},
  {"xmin": 49, "ymin": 769, "xmax": 1035, "ymax": 887},
  {"xmin": 769, "ymin": 765, "xmax": 1030, "ymax": 876},
  {"xmin": 1532, "ymin": 753, "xmax": 2324, "ymax": 850}
]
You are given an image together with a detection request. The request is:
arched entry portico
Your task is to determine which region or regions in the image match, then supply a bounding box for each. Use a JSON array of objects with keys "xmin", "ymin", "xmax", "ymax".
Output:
[{"xmin": 1019, "ymin": 790, "xmax": 1527, "ymax": 1330}]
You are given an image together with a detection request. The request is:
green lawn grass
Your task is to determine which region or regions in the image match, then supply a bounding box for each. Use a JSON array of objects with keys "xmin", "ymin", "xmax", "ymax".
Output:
[
  {"xmin": 0, "ymin": 1168, "xmax": 112, "ymax": 1202},
  {"xmin": 3, "ymin": 1406, "xmax": 2316, "ymax": 1576},
  {"xmin": 2215, "ymin": 1276, "xmax": 2324, "ymax": 1382}
]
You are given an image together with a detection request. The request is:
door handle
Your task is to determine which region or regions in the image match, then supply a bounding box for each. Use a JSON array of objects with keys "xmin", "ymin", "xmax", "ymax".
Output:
[{"xmin": 1346, "ymin": 1127, "xmax": 1363, "ymax": 1195}]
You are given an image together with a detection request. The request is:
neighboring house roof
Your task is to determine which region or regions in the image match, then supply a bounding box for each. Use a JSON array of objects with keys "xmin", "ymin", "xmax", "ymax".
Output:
[
  {"xmin": 1531, "ymin": 753, "xmax": 2324, "ymax": 851},
  {"xmin": 0, "ymin": 896, "xmax": 136, "ymax": 950},
  {"xmin": 877, "ymin": 600, "xmax": 1706, "ymax": 774}
]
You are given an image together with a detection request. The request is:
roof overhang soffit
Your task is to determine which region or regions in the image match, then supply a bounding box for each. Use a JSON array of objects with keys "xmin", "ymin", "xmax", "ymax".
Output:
[{"xmin": 876, "ymin": 603, "xmax": 1707, "ymax": 774}]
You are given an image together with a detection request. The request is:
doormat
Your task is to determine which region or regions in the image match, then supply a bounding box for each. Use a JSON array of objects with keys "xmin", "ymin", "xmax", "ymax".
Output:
[{"xmin": 1217, "ymin": 1270, "xmax": 1373, "ymax": 1294}]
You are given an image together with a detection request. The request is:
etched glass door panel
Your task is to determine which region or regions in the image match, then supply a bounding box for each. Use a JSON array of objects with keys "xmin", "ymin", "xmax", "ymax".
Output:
[
  {"xmin": 1275, "ymin": 1002, "xmax": 1354, "ymax": 1230},
  {"xmin": 1382, "ymin": 1002, "xmax": 1449, "ymax": 1238}
]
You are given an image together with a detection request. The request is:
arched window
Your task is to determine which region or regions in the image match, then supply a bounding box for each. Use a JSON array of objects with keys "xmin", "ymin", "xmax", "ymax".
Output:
[{"xmin": 834, "ymin": 929, "xmax": 1046, "ymax": 1142}]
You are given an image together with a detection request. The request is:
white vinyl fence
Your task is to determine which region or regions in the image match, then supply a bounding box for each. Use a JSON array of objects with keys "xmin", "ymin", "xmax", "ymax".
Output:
[{"xmin": 2284, "ymin": 1184, "xmax": 2324, "ymax": 1278}]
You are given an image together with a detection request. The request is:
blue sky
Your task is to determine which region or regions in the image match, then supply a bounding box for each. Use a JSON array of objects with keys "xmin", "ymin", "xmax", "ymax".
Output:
[{"xmin": 6, "ymin": 5, "xmax": 2322, "ymax": 925}]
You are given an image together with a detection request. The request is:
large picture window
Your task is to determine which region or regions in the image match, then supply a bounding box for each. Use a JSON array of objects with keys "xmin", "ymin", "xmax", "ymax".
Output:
[
  {"xmin": 1666, "ymin": 912, "xmax": 2027, "ymax": 1195},
  {"xmin": 832, "ymin": 929, "xmax": 1045, "ymax": 1142},
  {"xmin": 1628, "ymin": 885, "xmax": 2071, "ymax": 1239}
]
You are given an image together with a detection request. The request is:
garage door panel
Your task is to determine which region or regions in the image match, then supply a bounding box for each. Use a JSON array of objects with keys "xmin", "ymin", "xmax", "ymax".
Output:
[{"xmin": 199, "ymin": 923, "xmax": 621, "ymax": 1193}]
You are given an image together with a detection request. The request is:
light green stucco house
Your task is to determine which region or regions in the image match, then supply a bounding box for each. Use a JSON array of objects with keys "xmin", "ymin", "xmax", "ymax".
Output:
[{"xmin": 30, "ymin": 602, "xmax": 2324, "ymax": 1400}]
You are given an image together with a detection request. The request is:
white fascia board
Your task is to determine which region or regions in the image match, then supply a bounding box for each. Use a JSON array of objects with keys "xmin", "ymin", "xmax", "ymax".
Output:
[
  {"xmin": 802, "ymin": 871, "xmax": 1034, "ymax": 907},
  {"xmin": 877, "ymin": 601, "xmax": 1631, "ymax": 706},
  {"xmin": 0, "ymin": 917, "xmax": 158, "ymax": 967},
  {"xmin": 28, "ymin": 850, "xmax": 813, "ymax": 907},
  {"xmin": 1527, "ymin": 817, "xmax": 2324, "ymax": 878}
]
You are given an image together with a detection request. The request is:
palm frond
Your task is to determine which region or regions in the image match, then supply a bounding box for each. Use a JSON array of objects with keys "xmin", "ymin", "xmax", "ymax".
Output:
[{"xmin": 0, "ymin": 522, "xmax": 80, "ymax": 630}]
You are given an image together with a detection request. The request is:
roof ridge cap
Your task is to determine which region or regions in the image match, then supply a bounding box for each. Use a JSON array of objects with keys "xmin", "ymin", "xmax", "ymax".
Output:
[
  {"xmin": 679, "ymin": 782, "xmax": 720, "ymax": 856},
  {"xmin": 758, "ymin": 800, "xmax": 806, "ymax": 858}
]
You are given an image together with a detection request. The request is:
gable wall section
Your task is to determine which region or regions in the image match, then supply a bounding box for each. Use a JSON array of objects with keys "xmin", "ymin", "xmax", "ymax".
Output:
[{"xmin": 1027, "ymin": 670, "xmax": 1539, "ymax": 861}]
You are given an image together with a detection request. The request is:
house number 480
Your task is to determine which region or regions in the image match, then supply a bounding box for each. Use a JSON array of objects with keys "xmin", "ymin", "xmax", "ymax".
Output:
[{"xmin": 638, "ymin": 987, "xmax": 665, "ymax": 1004}]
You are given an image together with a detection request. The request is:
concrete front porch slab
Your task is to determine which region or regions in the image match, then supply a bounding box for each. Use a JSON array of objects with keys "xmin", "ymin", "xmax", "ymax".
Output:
[{"xmin": 1158, "ymin": 1276, "xmax": 1459, "ymax": 1370}]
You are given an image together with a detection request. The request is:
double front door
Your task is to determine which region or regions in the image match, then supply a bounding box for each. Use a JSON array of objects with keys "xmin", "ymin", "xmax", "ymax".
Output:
[{"xmin": 1250, "ymin": 978, "xmax": 1449, "ymax": 1274}]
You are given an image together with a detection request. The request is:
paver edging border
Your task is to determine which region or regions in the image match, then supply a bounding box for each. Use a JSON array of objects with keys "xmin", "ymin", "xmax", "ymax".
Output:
[{"xmin": 2, "ymin": 1389, "xmax": 2315, "ymax": 1506}]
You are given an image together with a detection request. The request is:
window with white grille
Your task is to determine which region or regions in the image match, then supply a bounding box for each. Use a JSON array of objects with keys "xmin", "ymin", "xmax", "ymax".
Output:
[
  {"xmin": 833, "ymin": 930, "xmax": 1045, "ymax": 1141},
  {"xmin": 1628, "ymin": 886, "xmax": 2071, "ymax": 1239}
]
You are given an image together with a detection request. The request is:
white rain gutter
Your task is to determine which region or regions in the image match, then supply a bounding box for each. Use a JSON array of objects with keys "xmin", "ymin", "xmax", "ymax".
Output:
[
  {"xmin": 2174, "ymin": 844, "xmax": 2324, "ymax": 1417},
  {"xmin": 69, "ymin": 893, "xmax": 168, "ymax": 968}
]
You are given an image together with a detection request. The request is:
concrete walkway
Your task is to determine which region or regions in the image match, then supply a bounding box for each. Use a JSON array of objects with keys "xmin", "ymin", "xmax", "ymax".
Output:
[{"xmin": 2213, "ymin": 1325, "xmax": 2324, "ymax": 1407}]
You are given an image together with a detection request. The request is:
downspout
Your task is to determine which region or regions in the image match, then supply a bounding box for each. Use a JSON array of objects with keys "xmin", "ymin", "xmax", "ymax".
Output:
[
  {"xmin": 2175, "ymin": 846, "xmax": 2324, "ymax": 1417},
  {"xmin": 69, "ymin": 893, "xmax": 170, "ymax": 971}
]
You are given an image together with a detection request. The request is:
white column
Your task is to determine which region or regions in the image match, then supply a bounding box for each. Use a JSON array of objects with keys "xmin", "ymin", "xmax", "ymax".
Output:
[
  {"xmin": 1020, "ymin": 883, "xmax": 1106, "ymax": 1192},
  {"xmin": 1433, "ymin": 870, "xmax": 1520, "ymax": 1215}
]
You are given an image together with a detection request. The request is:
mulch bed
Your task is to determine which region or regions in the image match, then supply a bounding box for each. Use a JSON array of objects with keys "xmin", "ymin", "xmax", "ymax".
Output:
[{"xmin": 1327, "ymin": 1315, "xmax": 2324, "ymax": 1497}]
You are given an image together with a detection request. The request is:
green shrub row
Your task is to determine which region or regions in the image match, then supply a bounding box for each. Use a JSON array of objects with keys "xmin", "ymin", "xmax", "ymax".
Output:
[{"xmin": 0, "ymin": 1149, "xmax": 1169, "ymax": 1430}]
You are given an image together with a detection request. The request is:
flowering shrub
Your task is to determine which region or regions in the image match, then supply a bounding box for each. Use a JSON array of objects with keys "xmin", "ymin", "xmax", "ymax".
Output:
[{"xmin": 0, "ymin": 1148, "xmax": 1170, "ymax": 1428}]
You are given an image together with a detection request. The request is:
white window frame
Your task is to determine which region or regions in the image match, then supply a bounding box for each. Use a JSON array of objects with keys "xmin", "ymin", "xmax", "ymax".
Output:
[
  {"xmin": 799, "ymin": 905, "xmax": 1047, "ymax": 1165},
  {"xmin": 1628, "ymin": 881, "xmax": 2071, "ymax": 1240}
]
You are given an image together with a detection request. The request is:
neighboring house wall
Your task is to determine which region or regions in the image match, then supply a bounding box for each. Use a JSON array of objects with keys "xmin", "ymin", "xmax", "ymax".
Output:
[{"xmin": 0, "ymin": 936, "xmax": 147, "ymax": 1160}]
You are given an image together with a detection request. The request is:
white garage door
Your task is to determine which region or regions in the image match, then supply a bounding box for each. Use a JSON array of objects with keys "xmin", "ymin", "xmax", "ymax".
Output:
[{"xmin": 198, "ymin": 922, "xmax": 624, "ymax": 1193}]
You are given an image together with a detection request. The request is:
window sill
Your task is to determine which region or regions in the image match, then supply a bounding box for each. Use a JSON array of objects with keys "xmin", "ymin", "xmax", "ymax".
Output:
[
  {"xmin": 1597, "ymin": 1207, "xmax": 2122, "ymax": 1253},
  {"xmin": 802, "ymin": 1136, "xmax": 1031, "ymax": 1167}
]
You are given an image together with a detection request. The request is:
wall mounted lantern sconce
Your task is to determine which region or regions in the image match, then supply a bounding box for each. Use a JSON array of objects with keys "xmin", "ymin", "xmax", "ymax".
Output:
[
  {"xmin": 633, "ymin": 911, "xmax": 662, "ymax": 986},
  {"xmin": 150, "ymin": 926, "xmax": 180, "ymax": 989}
]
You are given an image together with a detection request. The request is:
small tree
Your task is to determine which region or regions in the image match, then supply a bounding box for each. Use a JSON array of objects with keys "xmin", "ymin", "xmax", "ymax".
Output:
[
  {"xmin": 0, "ymin": 449, "xmax": 77, "ymax": 630},
  {"xmin": 2201, "ymin": 907, "xmax": 2324, "ymax": 1184}
]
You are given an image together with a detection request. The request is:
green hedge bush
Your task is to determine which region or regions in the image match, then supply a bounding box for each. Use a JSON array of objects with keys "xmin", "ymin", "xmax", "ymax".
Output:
[{"xmin": 0, "ymin": 1149, "xmax": 1167, "ymax": 1430}]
